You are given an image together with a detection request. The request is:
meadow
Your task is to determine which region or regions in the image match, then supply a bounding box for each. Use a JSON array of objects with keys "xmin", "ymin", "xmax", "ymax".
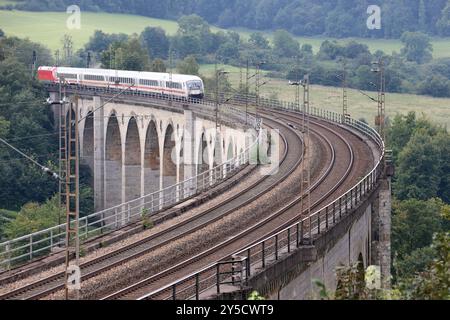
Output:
[
  {"xmin": 1, "ymin": 9, "xmax": 450, "ymax": 58},
  {"xmin": 200, "ymin": 64, "xmax": 450, "ymax": 129}
]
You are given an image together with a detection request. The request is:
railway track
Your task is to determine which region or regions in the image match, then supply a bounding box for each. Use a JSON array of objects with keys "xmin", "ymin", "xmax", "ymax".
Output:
[
  {"xmin": 102, "ymin": 111, "xmax": 366, "ymax": 300},
  {"xmin": 1, "ymin": 106, "xmax": 373, "ymax": 301},
  {"xmin": 0, "ymin": 117, "xmax": 302, "ymax": 300}
]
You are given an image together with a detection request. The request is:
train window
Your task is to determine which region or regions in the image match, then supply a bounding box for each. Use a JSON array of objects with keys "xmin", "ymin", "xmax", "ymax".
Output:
[
  {"xmin": 84, "ymin": 74, "xmax": 104, "ymax": 81},
  {"xmin": 109, "ymin": 77, "xmax": 131, "ymax": 84},
  {"xmin": 187, "ymin": 81, "xmax": 203, "ymax": 90},
  {"xmin": 139, "ymin": 79, "xmax": 159, "ymax": 87},
  {"xmin": 57, "ymin": 73, "xmax": 77, "ymax": 80},
  {"xmin": 166, "ymin": 82, "xmax": 182, "ymax": 89}
]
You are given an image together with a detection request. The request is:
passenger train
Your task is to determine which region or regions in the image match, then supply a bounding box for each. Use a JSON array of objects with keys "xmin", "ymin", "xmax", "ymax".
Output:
[{"xmin": 37, "ymin": 66, "xmax": 205, "ymax": 99}]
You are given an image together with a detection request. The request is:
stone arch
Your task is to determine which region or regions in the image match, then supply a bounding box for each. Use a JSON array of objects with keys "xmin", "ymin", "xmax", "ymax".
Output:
[
  {"xmin": 357, "ymin": 252, "xmax": 365, "ymax": 282},
  {"xmin": 124, "ymin": 117, "xmax": 141, "ymax": 202},
  {"xmin": 197, "ymin": 131, "xmax": 209, "ymax": 175},
  {"xmin": 105, "ymin": 114, "xmax": 122, "ymax": 209},
  {"xmin": 81, "ymin": 111, "xmax": 94, "ymax": 187},
  {"xmin": 213, "ymin": 135, "xmax": 222, "ymax": 167},
  {"xmin": 162, "ymin": 124, "xmax": 176, "ymax": 189},
  {"xmin": 178, "ymin": 135, "xmax": 185, "ymax": 183},
  {"xmin": 227, "ymin": 139, "xmax": 234, "ymax": 161},
  {"xmin": 223, "ymin": 138, "xmax": 234, "ymax": 176},
  {"xmin": 266, "ymin": 130, "xmax": 273, "ymax": 159},
  {"xmin": 144, "ymin": 120, "xmax": 160, "ymax": 195}
]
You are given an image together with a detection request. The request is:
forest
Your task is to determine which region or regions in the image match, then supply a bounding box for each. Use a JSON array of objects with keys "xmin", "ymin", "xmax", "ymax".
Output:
[{"xmin": 3, "ymin": 0, "xmax": 450, "ymax": 38}]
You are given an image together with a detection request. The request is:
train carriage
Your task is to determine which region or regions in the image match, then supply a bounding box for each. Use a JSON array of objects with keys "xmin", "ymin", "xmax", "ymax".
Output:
[{"xmin": 37, "ymin": 66, "xmax": 205, "ymax": 99}]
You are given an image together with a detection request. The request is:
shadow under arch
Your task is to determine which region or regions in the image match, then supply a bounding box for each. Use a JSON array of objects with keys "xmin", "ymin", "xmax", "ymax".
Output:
[
  {"xmin": 105, "ymin": 113, "xmax": 122, "ymax": 209},
  {"xmin": 144, "ymin": 120, "xmax": 160, "ymax": 196},
  {"xmin": 163, "ymin": 124, "xmax": 176, "ymax": 189},
  {"xmin": 124, "ymin": 117, "xmax": 141, "ymax": 202},
  {"xmin": 81, "ymin": 111, "xmax": 94, "ymax": 186},
  {"xmin": 197, "ymin": 132, "xmax": 210, "ymax": 189}
]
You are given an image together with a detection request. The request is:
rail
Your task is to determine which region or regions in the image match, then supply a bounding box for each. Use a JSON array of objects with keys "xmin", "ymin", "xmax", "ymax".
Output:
[
  {"xmin": 142, "ymin": 95, "xmax": 386, "ymax": 300},
  {"xmin": 0, "ymin": 91, "xmax": 260, "ymax": 270}
]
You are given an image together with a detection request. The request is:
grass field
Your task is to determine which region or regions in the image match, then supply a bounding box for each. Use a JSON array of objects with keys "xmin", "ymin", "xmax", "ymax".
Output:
[
  {"xmin": 1, "ymin": 9, "xmax": 450, "ymax": 59},
  {"xmin": 0, "ymin": 10, "xmax": 181, "ymax": 50},
  {"xmin": 200, "ymin": 64, "xmax": 450, "ymax": 129}
]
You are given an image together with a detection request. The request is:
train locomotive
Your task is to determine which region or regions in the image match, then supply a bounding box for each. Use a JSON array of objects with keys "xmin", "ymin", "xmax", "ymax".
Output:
[{"xmin": 37, "ymin": 66, "xmax": 205, "ymax": 99}]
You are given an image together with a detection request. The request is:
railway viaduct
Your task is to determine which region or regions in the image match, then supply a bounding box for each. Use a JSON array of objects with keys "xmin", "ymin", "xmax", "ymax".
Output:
[
  {"xmin": 0, "ymin": 86, "xmax": 392, "ymax": 300},
  {"xmin": 48, "ymin": 90, "xmax": 250, "ymax": 213}
]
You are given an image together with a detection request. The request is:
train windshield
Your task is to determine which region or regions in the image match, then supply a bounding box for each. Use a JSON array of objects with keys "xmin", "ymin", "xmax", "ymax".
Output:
[{"xmin": 187, "ymin": 80, "xmax": 203, "ymax": 90}]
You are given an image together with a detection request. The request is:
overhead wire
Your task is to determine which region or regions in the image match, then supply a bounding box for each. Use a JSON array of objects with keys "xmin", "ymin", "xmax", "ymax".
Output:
[{"xmin": 0, "ymin": 137, "xmax": 60, "ymax": 181}]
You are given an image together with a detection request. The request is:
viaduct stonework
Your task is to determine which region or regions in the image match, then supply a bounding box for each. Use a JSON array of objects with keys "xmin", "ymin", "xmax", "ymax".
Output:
[
  {"xmin": 47, "ymin": 88, "xmax": 392, "ymax": 300},
  {"xmin": 249, "ymin": 178, "xmax": 392, "ymax": 300},
  {"xmin": 216, "ymin": 122, "xmax": 393, "ymax": 300},
  {"xmin": 49, "ymin": 92, "xmax": 248, "ymax": 213}
]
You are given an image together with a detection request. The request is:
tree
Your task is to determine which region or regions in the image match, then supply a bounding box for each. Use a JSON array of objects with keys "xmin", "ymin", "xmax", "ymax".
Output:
[
  {"xmin": 299, "ymin": 43, "xmax": 312, "ymax": 54},
  {"xmin": 324, "ymin": 10, "xmax": 355, "ymax": 38},
  {"xmin": 317, "ymin": 40, "xmax": 344, "ymax": 60},
  {"xmin": 0, "ymin": 209, "xmax": 16, "ymax": 241},
  {"xmin": 0, "ymin": 48, "xmax": 58, "ymax": 211},
  {"xmin": 140, "ymin": 27, "xmax": 169, "ymax": 59},
  {"xmin": 151, "ymin": 58, "xmax": 166, "ymax": 72},
  {"xmin": 101, "ymin": 36, "xmax": 150, "ymax": 71},
  {"xmin": 0, "ymin": 29, "xmax": 4, "ymax": 38},
  {"xmin": 394, "ymin": 246, "xmax": 437, "ymax": 282},
  {"xmin": 249, "ymin": 32, "xmax": 270, "ymax": 50},
  {"xmin": 418, "ymin": 75, "xmax": 450, "ymax": 97},
  {"xmin": 334, "ymin": 262, "xmax": 367, "ymax": 300},
  {"xmin": 354, "ymin": 65, "xmax": 379, "ymax": 91},
  {"xmin": 343, "ymin": 41, "xmax": 370, "ymax": 59},
  {"xmin": 400, "ymin": 32, "xmax": 433, "ymax": 64},
  {"xmin": 436, "ymin": 1, "xmax": 450, "ymax": 36},
  {"xmin": 178, "ymin": 14, "xmax": 210, "ymax": 37},
  {"xmin": 387, "ymin": 112, "xmax": 439, "ymax": 160},
  {"xmin": 85, "ymin": 30, "xmax": 110, "ymax": 53},
  {"xmin": 216, "ymin": 42, "xmax": 240, "ymax": 64},
  {"xmin": 3, "ymin": 196, "xmax": 61, "ymax": 239},
  {"xmin": 171, "ymin": 34, "xmax": 202, "ymax": 58},
  {"xmin": 0, "ymin": 36, "xmax": 53, "ymax": 67},
  {"xmin": 85, "ymin": 30, "xmax": 128, "ymax": 53},
  {"xmin": 409, "ymin": 232, "xmax": 450, "ymax": 300},
  {"xmin": 61, "ymin": 34, "xmax": 74, "ymax": 66},
  {"xmin": 273, "ymin": 29, "xmax": 299, "ymax": 58},
  {"xmin": 434, "ymin": 132, "xmax": 450, "ymax": 203},
  {"xmin": 392, "ymin": 198, "xmax": 446, "ymax": 261},
  {"xmin": 177, "ymin": 55, "xmax": 199, "ymax": 75},
  {"xmin": 394, "ymin": 131, "xmax": 442, "ymax": 201}
]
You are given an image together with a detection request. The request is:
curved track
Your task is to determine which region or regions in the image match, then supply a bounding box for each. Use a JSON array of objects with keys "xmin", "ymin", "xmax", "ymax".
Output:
[
  {"xmin": 1, "ymin": 106, "xmax": 374, "ymax": 301},
  {"xmin": 102, "ymin": 111, "xmax": 370, "ymax": 300},
  {"xmin": 0, "ymin": 118, "xmax": 301, "ymax": 300}
]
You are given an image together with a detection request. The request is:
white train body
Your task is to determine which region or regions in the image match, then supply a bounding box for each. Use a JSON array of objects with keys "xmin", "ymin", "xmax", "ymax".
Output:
[{"xmin": 38, "ymin": 66, "xmax": 205, "ymax": 99}]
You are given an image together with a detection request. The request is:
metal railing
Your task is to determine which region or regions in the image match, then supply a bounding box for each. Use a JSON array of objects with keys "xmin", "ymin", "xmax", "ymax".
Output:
[
  {"xmin": 143, "ymin": 95, "xmax": 386, "ymax": 300},
  {"xmin": 138, "ymin": 257, "xmax": 249, "ymax": 300},
  {"xmin": 0, "ymin": 94, "xmax": 260, "ymax": 270}
]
